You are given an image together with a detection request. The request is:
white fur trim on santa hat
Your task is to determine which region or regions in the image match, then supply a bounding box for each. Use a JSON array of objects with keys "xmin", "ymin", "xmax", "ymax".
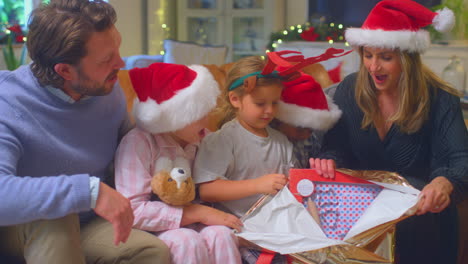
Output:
[
  {"xmin": 276, "ymin": 95, "xmax": 342, "ymax": 131},
  {"xmin": 345, "ymin": 28, "xmax": 430, "ymax": 53},
  {"xmin": 132, "ymin": 65, "xmax": 220, "ymax": 134},
  {"xmin": 433, "ymin": 7, "xmax": 455, "ymax": 33},
  {"xmin": 133, "ymin": 98, "xmax": 161, "ymax": 133}
]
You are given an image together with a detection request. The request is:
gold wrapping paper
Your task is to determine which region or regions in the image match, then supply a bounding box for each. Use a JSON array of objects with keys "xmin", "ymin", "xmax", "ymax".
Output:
[{"xmin": 240, "ymin": 169, "xmax": 416, "ymax": 264}]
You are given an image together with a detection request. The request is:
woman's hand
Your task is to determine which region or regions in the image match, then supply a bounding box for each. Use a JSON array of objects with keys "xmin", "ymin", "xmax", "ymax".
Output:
[
  {"xmin": 416, "ymin": 176, "xmax": 453, "ymax": 215},
  {"xmin": 253, "ymin": 173, "xmax": 288, "ymax": 195},
  {"xmin": 309, "ymin": 158, "xmax": 336, "ymax": 178},
  {"xmin": 182, "ymin": 203, "xmax": 243, "ymax": 232}
]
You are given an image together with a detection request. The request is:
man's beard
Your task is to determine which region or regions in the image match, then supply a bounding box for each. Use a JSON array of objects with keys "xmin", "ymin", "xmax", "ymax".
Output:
[{"xmin": 70, "ymin": 67, "xmax": 119, "ymax": 97}]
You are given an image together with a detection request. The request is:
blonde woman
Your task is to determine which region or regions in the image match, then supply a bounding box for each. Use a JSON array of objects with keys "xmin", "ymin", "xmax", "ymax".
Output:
[{"xmin": 311, "ymin": 1, "xmax": 468, "ymax": 264}]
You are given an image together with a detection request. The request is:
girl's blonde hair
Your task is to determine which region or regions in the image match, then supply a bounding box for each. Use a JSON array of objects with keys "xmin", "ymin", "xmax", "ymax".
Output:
[
  {"xmin": 216, "ymin": 55, "xmax": 283, "ymax": 127},
  {"xmin": 355, "ymin": 47, "xmax": 461, "ymax": 134}
]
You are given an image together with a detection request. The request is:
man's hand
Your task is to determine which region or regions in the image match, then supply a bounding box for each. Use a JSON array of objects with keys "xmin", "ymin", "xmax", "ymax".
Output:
[{"xmin": 94, "ymin": 182, "xmax": 134, "ymax": 245}]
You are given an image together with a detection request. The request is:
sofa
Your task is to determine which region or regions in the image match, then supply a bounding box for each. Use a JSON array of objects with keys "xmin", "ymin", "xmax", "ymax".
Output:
[{"xmin": 123, "ymin": 39, "xmax": 230, "ymax": 70}]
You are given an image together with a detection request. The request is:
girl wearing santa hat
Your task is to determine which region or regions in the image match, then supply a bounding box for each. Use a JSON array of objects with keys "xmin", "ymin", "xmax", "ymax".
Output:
[
  {"xmin": 310, "ymin": 1, "xmax": 468, "ymax": 263},
  {"xmin": 114, "ymin": 62, "xmax": 242, "ymax": 264}
]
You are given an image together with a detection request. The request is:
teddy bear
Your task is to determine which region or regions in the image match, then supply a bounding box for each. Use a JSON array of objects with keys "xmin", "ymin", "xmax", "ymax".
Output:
[{"xmin": 150, "ymin": 156, "xmax": 195, "ymax": 206}]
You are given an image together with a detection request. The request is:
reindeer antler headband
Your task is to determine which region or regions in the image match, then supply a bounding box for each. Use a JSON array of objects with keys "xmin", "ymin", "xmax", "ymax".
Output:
[{"xmin": 228, "ymin": 48, "xmax": 353, "ymax": 91}]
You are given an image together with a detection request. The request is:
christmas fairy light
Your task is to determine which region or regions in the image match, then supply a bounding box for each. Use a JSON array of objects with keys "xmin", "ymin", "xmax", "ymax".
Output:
[{"xmin": 267, "ymin": 22, "xmax": 346, "ymax": 51}]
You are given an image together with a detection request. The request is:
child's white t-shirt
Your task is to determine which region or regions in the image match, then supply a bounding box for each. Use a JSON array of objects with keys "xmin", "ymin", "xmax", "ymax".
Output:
[{"xmin": 193, "ymin": 118, "xmax": 294, "ymax": 217}]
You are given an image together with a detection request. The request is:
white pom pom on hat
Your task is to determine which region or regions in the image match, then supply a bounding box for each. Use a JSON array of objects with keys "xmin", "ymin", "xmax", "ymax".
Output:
[{"xmin": 433, "ymin": 7, "xmax": 455, "ymax": 33}]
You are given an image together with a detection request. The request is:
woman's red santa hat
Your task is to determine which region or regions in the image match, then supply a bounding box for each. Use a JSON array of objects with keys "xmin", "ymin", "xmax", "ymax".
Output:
[
  {"xmin": 345, "ymin": 0, "xmax": 454, "ymax": 53},
  {"xmin": 129, "ymin": 63, "xmax": 220, "ymax": 133}
]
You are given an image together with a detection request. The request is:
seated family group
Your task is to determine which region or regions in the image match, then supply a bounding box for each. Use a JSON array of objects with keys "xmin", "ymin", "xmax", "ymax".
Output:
[{"xmin": 0, "ymin": 1, "xmax": 467, "ymax": 264}]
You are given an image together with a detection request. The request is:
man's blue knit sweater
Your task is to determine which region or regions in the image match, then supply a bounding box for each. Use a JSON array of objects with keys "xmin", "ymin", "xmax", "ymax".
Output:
[{"xmin": 0, "ymin": 65, "xmax": 127, "ymax": 225}]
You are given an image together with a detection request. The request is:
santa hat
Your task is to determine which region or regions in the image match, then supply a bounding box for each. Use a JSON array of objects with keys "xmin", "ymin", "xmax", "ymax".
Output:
[
  {"xmin": 265, "ymin": 49, "xmax": 348, "ymax": 131},
  {"xmin": 276, "ymin": 73, "xmax": 342, "ymax": 131},
  {"xmin": 345, "ymin": 0, "xmax": 454, "ymax": 53},
  {"xmin": 129, "ymin": 63, "xmax": 220, "ymax": 134}
]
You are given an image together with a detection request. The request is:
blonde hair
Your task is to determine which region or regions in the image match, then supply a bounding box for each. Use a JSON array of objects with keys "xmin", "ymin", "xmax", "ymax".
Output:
[
  {"xmin": 216, "ymin": 56, "xmax": 283, "ymax": 127},
  {"xmin": 355, "ymin": 47, "xmax": 461, "ymax": 134}
]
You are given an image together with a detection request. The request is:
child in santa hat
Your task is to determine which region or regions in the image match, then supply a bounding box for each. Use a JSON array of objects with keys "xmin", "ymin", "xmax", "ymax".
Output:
[
  {"xmin": 114, "ymin": 62, "xmax": 242, "ymax": 264},
  {"xmin": 272, "ymin": 63, "xmax": 342, "ymax": 168},
  {"xmin": 311, "ymin": 1, "xmax": 467, "ymax": 264}
]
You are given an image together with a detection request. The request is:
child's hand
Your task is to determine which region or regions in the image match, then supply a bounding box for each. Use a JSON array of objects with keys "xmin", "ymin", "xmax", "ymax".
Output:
[
  {"xmin": 254, "ymin": 173, "xmax": 288, "ymax": 195},
  {"xmin": 182, "ymin": 204, "xmax": 243, "ymax": 232},
  {"xmin": 309, "ymin": 158, "xmax": 336, "ymax": 178},
  {"xmin": 199, "ymin": 206, "xmax": 243, "ymax": 232}
]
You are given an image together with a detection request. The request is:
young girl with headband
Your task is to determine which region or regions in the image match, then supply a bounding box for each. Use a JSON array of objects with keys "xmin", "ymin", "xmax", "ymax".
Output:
[{"xmin": 193, "ymin": 49, "xmax": 349, "ymax": 263}]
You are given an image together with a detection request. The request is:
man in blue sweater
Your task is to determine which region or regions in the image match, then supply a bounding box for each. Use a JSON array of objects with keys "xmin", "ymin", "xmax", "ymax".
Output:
[{"xmin": 0, "ymin": 1, "xmax": 170, "ymax": 263}]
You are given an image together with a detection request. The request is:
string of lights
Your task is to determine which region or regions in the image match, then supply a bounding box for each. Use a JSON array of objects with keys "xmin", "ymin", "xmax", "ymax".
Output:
[{"xmin": 266, "ymin": 21, "xmax": 349, "ymax": 53}]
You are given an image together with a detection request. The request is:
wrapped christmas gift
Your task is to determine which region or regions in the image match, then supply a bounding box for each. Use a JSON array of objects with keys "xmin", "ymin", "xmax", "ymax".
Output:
[{"xmin": 237, "ymin": 169, "xmax": 420, "ymax": 264}]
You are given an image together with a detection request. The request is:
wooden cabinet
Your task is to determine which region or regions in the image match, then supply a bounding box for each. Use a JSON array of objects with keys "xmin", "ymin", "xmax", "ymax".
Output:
[
  {"xmin": 177, "ymin": 0, "xmax": 285, "ymax": 62},
  {"xmin": 421, "ymin": 42, "xmax": 468, "ymax": 97}
]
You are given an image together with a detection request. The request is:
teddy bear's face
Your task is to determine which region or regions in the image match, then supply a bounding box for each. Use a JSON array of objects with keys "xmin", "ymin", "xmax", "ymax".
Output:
[{"xmin": 151, "ymin": 169, "xmax": 195, "ymax": 206}]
